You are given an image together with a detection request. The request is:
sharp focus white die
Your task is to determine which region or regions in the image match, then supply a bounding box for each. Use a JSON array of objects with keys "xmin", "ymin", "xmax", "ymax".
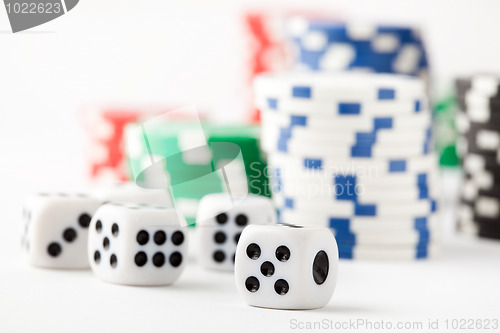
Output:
[
  {"xmin": 234, "ymin": 224, "xmax": 339, "ymax": 310},
  {"xmin": 88, "ymin": 203, "xmax": 188, "ymax": 286},
  {"xmin": 196, "ymin": 194, "xmax": 277, "ymax": 271},
  {"xmin": 93, "ymin": 182, "xmax": 172, "ymax": 207},
  {"xmin": 21, "ymin": 193, "xmax": 102, "ymax": 269}
]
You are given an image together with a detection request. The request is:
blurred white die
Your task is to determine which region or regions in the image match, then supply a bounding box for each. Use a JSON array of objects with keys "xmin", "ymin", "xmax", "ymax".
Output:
[
  {"xmin": 22, "ymin": 193, "xmax": 101, "ymax": 269},
  {"xmin": 93, "ymin": 182, "xmax": 172, "ymax": 207},
  {"xmin": 234, "ymin": 224, "xmax": 339, "ymax": 310},
  {"xmin": 196, "ymin": 194, "xmax": 276, "ymax": 271},
  {"xmin": 88, "ymin": 203, "xmax": 188, "ymax": 286}
]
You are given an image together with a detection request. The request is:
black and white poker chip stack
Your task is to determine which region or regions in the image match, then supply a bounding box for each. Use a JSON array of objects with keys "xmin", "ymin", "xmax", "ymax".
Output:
[{"xmin": 456, "ymin": 75, "xmax": 500, "ymax": 240}]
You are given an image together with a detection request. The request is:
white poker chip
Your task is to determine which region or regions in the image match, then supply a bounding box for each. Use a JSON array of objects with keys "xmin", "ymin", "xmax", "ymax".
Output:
[
  {"xmin": 261, "ymin": 108, "xmax": 432, "ymax": 129},
  {"xmin": 273, "ymin": 177, "xmax": 440, "ymax": 203},
  {"xmin": 270, "ymin": 160, "xmax": 439, "ymax": 185},
  {"xmin": 336, "ymin": 232, "xmax": 438, "ymax": 246},
  {"xmin": 254, "ymin": 72, "xmax": 426, "ymax": 102},
  {"xmin": 261, "ymin": 120, "xmax": 431, "ymax": 145},
  {"xmin": 271, "ymin": 169, "xmax": 438, "ymax": 188},
  {"xmin": 334, "ymin": 231, "xmax": 438, "ymax": 246},
  {"xmin": 255, "ymin": 97, "xmax": 429, "ymax": 116},
  {"xmin": 280, "ymin": 210, "xmax": 439, "ymax": 231},
  {"xmin": 338, "ymin": 244, "xmax": 438, "ymax": 260},
  {"xmin": 274, "ymin": 194, "xmax": 436, "ymax": 217},
  {"xmin": 261, "ymin": 118, "xmax": 431, "ymax": 149},
  {"xmin": 264, "ymin": 139, "xmax": 432, "ymax": 159},
  {"xmin": 260, "ymin": 130, "xmax": 431, "ymax": 153},
  {"xmin": 269, "ymin": 152, "xmax": 437, "ymax": 175}
]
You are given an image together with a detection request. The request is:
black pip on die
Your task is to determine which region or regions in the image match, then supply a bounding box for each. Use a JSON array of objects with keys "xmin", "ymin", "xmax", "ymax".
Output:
[
  {"xmin": 234, "ymin": 224, "xmax": 339, "ymax": 310},
  {"xmin": 88, "ymin": 203, "xmax": 188, "ymax": 286},
  {"xmin": 196, "ymin": 194, "xmax": 277, "ymax": 271},
  {"xmin": 22, "ymin": 193, "xmax": 101, "ymax": 269}
]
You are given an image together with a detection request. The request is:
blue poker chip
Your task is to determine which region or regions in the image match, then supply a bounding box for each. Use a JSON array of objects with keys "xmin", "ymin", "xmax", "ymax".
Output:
[{"xmin": 288, "ymin": 21, "xmax": 429, "ymax": 77}]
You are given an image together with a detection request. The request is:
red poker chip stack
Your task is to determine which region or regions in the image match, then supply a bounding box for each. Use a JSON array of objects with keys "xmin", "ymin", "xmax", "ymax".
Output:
[
  {"xmin": 81, "ymin": 108, "xmax": 144, "ymax": 182},
  {"xmin": 244, "ymin": 12, "xmax": 290, "ymax": 123},
  {"xmin": 243, "ymin": 11, "xmax": 337, "ymax": 123},
  {"xmin": 80, "ymin": 107, "xmax": 204, "ymax": 182}
]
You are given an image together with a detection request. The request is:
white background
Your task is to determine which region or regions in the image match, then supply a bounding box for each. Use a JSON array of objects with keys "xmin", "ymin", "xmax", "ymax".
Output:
[{"xmin": 0, "ymin": 1, "xmax": 500, "ymax": 332}]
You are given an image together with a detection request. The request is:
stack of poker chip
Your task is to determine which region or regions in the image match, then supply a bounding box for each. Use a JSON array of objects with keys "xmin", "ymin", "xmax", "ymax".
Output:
[
  {"xmin": 124, "ymin": 122, "xmax": 270, "ymax": 225},
  {"xmin": 244, "ymin": 12, "xmax": 291, "ymax": 122},
  {"xmin": 80, "ymin": 108, "xmax": 145, "ymax": 182},
  {"xmin": 456, "ymin": 75, "xmax": 500, "ymax": 240},
  {"xmin": 286, "ymin": 20, "xmax": 429, "ymax": 78},
  {"xmin": 255, "ymin": 72, "xmax": 439, "ymax": 260}
]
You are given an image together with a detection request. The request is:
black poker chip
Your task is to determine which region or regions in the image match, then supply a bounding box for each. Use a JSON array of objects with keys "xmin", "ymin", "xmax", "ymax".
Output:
[
  {"xmin": 482, "ymin": 97, "xmax": 500, "ymax": 112},
  {"xmin": 464, "ymin": 120, "xmax": 500, "ymax": 132},
  {"xmin": 464, "ymin": 167, "xmax": 500, "ymax": 182},
  {"xmin": 474, "ymin": 215, "xmax": 500, "ymax": 225},
  {"xmin": 462, "ymin": 148, "xmax": 498, "ymax": 160},
  {"xmin": 458, "ymin": 216, "xmax": 500, "ymax": 240},
  {"xmin": 460, "ymin": 187, "xmax": 500, "ymax": 207},
  {"xmin": 456, "ymin": 75, "xmax": 500, "ymax": 241},
  {"xmin": 460, "ymin": 109, "xmax": 500, "ymax": 126},
  {"xmin": 464, "ymin": 170, "xmax": 500, "ymax": 187},
  {"xmin": 455, "ymin": 76, "xmax": 500, "ymax": 109},
  {"xmin": 460, "ymin": 197, "xmax": 475, "ymax": 207},
  {"xmin": 455, "ymin": 78, "xmax": 472, "ymax": 111},
  {"xmin": 465, "ymin": 123, "xmax": 500, "ymax": 141},
  {"xmin": 477, "ymin": 186, "xmax": 500, "ymax": 198},
  {"xmin": 464, "ymin": 144, "xmax": 497, "ymax": 159},
  {"xmin": 465, "ymin": 154, "xmax": 500, "ymax": 169},
  {"xmin": 477, "ymin": 221, "xmax": 500, "ymax": 240},
  {"xmin": 478, "ymin": 232, "xmax": 500, "ymax": 240},
  {"xmin": 464, "ymin": 130, "xmax": 500, "ymax": 157}
]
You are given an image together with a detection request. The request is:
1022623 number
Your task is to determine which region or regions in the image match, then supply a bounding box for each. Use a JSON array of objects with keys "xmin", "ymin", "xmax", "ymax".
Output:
[
  {"xmin": 5, "ymin": 2, "xmax": 62, "ymax": 14},
  {"xmin": 444, "ymin": 319, "xmax": 499, "ymax": 330}
]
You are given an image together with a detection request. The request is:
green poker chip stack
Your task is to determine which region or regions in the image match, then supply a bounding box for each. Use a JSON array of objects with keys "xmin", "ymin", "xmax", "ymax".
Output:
[
  {"xmin": 433, "ymin": 92, "xmax": 460, "ymax": 167},
  {"xmin": 124, "ymin": 121, "xmax": 270, "ymax": 225}
]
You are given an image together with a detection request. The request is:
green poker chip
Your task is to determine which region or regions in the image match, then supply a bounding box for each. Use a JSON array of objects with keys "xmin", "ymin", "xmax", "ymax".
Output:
[
  {"xmin": 433, "ymin": 94, "xmax": 460, "ymax": 167},
  {"xmin": 124, "ymin": 121, "xmax": 270, "ymax": 222}
]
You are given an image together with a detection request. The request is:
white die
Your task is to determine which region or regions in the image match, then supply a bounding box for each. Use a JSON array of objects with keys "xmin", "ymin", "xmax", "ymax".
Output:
[
  {"xmin": 88, "ymin": 203, "xmax": 188, "ymax": 286},
  {"xmin": 93, "ymin": 182, "xmax": 172, "ymax": 207},
  {"xmin": 22, "ymin": 193, "xmax": 101, "ymax": 269},
  {"xmin": 234, "ymin": 224, "xmax": 339, "ymax": 310},
  {"xmin": 196, "ymin": 194, "xmax": 276, "ymax": 271}
]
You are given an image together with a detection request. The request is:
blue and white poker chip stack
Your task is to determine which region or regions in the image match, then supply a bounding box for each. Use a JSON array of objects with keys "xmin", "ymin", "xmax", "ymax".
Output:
[
  {"xmin": 255, "ymin": 72, "xmax": 440, "ymax": 260},
  {"xmin": 286, "ymin": 19, "xmax": 429, "ymax": 79}
]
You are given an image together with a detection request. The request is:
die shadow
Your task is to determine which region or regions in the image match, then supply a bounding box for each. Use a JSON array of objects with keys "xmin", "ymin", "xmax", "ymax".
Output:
[
  {"xmin": 312, "ymin": 303, "xmax": 374, "ymax": 314},
  {"xmin": 243, "ymin": 303, "xmax": 373, "ymax": 314},
  {"xmin": 144, "ymin": 271, "xmax": 237, "ymax": 294}
]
